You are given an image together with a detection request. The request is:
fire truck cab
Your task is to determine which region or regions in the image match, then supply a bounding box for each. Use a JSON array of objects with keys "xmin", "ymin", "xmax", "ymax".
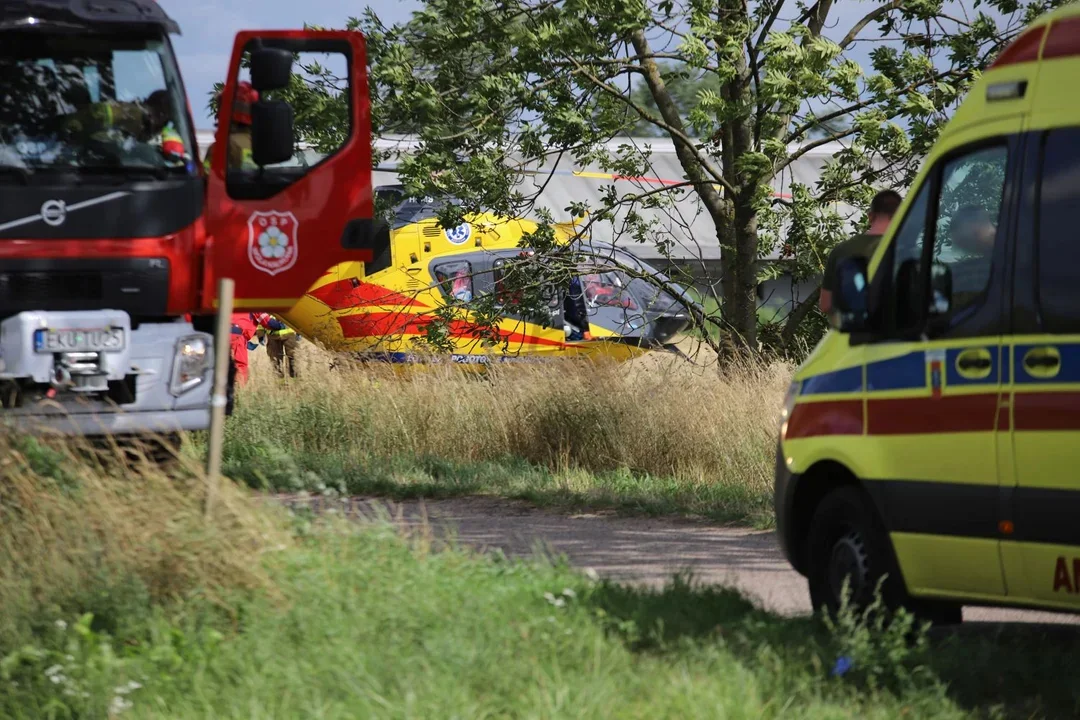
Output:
[{"xmin": 0, "ymin": 0, "xmax": 387, "ymax": 437}]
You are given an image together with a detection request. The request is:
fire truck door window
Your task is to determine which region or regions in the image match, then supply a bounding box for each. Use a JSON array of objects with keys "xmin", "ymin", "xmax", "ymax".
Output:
[{"xmin": 224, "ymin": 44, "xmax": 352, "ymax": 200}]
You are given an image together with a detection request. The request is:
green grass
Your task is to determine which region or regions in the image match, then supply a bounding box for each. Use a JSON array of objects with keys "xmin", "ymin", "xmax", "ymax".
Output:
[
  {"xmin": 5, "ymin": 513, "xmax": 1080, "ymax": 719},
  {"xmin": 220, "ymin": 448, "xmax": 776, "ymax": 529},
  {"xmin": 683, "ymin": 289, "xmax": 792, "ymax": 343},
  {"xmin": 4, "ymin": 441, "xmax": 1079, "ymax": 720}
]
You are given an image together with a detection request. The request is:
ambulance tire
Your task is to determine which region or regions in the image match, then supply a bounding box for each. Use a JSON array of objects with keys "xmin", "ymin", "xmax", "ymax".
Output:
[{"xmin": 806, "ymin": 485, "xmax": 961, "ymax": 626}]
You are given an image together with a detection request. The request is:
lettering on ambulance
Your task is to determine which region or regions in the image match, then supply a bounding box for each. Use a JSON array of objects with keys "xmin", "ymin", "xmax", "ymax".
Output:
[{"xmin": 1052, "ymin": 557, "xmax": 1080, "ymax": 594}]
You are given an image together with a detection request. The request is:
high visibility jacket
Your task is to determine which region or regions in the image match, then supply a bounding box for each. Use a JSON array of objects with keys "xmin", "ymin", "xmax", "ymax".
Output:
[
  {"xmin": 159, "ymin": 123, "xmax": 187, "ymax": 164},
  {"xmin": 67, "ymin": 101, "xmax": 189, "ymax": 165},
  {"xmin": 203, "ymin": 133, "xmax": 256, "ymax": 172},
  {"xmin": 228, "ymin": 131, "xmax": 256, "ymax": 169},
  {"xmin": 66, "ymin": 101, "xmax": 145, "ymax": 137},
  {"xmin": 253, "ymin": 312, "xmax": 296, "ymax": 338}
]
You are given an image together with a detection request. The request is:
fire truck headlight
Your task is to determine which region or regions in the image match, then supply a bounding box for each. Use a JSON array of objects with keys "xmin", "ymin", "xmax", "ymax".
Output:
[{"xmin": 170, "ymin": 335, "xmax": 211, "ymax": 396}]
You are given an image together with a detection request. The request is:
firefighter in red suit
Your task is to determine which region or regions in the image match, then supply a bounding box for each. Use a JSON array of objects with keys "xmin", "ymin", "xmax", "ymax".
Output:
[{"xmin": 230, "ymin": 313, "xmax": 258, "ymax": 386}]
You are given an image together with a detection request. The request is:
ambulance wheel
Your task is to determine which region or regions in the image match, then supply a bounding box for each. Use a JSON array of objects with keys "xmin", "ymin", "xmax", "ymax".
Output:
[{"xmin": 806, "ymin": 485, "xmax": 920, "ymax": 622}]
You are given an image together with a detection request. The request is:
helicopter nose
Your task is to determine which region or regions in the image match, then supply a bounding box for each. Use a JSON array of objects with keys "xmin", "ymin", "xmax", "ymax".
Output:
[{"xmin": 651, "ymin": 314, "xmax": 691, "ymax": 345}]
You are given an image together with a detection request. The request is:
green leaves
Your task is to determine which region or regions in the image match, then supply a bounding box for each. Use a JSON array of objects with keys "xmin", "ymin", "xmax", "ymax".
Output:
[{"xmin": 287, "ymin": 0, "xmax": 1071, "ymax": 358}]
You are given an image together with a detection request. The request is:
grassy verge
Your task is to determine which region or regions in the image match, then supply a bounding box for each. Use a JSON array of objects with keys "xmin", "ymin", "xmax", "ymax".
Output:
[
  {"xmin": 214, "ymin": 344, "xmax": 788, "ymax": 527},
  {"xmin": 0, "ymin": 444, "xmax": 1075, "ymax": 720},
  {"xmin": 3, "ymin": 439, "xmax": 1079, "ymax": 719}
]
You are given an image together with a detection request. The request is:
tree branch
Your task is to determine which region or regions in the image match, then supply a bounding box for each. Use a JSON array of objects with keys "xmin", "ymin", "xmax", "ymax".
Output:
[
  {"xmin": 780, "ymin": 67, "xmax": 966, "ymax": 161},
  {"xmin": 766, "ymin": 0, "xmax": 834, "ymax": 144},
  {"xmin": 564, "ymin": 49, "xmax": 737, "ymax": 199},
  {"xmin": 838, "ymin": 0, "xmax": 903, "ymax": 50},
  {"xmin": 780, "ymin": 126, "xmax": 860, "ymax": 169},
  {"xmin": 751, "ymin": 0, "xmax": 787, "ymax": 67},
  {"xmin": 780, "ymin": 286, "xmax": 820, "ymax": 349},
  {"xmin": 804, "ymin": 0, "xmax": 834, "ymax": 38},
  {"xmin": 627, "ymin": 28, "xmax": 735, "ymax": 232}
]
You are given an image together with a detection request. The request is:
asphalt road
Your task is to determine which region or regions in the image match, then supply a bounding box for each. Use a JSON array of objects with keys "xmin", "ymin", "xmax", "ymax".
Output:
[{"xmin": 276, "ymin": 494, "xmax": 1080, "ymax": 626}]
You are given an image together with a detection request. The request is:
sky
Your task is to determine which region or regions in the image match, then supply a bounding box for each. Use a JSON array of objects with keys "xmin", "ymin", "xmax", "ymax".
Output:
[
  {"xmin": 164, "ymin": 0, "xmax": 1015, "ymax": 131},
  {"xmin": 165, "ymin": 0, "xmax": 421, "ymax": 129}
]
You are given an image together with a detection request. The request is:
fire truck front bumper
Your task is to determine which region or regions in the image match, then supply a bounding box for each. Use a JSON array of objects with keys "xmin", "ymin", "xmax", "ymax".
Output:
[{"xmin": 0, "ymin": 311, "xmax": 215, "ymax": 438}]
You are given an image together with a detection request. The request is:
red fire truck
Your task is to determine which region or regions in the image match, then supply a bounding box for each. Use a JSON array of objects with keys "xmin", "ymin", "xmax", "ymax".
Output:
[{"xmin": 0, "ymin": 0, "xmax": 387, "ymax": 438}]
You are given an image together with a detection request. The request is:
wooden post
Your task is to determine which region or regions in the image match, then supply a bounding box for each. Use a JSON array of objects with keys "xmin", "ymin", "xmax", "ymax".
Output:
[{"xmin": 205, "ymin": 277, "xmax": 235, "ymax": 516}]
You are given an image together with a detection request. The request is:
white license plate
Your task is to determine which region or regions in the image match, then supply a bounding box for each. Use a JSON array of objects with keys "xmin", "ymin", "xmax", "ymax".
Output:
[{"xmin": 34, "ymin": 327, "xmax": 125, "ymax": 353}]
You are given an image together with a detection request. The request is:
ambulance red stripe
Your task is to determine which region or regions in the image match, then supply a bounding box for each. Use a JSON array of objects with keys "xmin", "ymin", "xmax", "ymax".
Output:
[
  {"xmin": 787, "ymin": 391, "xmax": 1080, "ymax": 438},
  {"xmin": 1013, "ymin": 391, "xmax": 1080, "ymax": 431},
  {"xmin": 866, "ymin": 395, "xmax": 999, "ymax": 434},
  {"xmin": 785, "ymin": 400, "xmax": 863, "ymax": 439}
]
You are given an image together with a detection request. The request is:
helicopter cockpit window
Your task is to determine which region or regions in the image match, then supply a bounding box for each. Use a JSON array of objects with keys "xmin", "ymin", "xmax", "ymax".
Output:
[
  {"xmin": 434, "ymin": 260, "xmax": 473, "ymax": 303},
  {"xmin": 581, "ymin": 271, "xmax": 639, "ymax": 310},
  {"xmin": 493, "ymin": 257, "xmax": 559, "ymax": 308}
]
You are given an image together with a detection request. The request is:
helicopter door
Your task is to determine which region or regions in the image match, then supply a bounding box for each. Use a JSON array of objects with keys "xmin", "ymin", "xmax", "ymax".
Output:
[
  {"xmin": 576, "ymin": 269, "xmax": 643, "ymax": 340},
  {"xmin": 489, "ymin": 256, "xmax": 565, "ymax": 350}
]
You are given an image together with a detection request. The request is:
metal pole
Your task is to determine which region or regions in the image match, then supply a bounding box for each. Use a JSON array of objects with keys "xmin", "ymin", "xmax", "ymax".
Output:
[{"xmin": 205, "ymin": 277, "xmax": 235, "ymax": 516}]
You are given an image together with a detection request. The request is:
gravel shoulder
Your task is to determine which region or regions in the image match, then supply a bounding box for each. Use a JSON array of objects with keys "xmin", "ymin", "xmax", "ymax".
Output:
[{"xmin": 274, "ymin": 493, "xmax": 1080, "ymax": 627}]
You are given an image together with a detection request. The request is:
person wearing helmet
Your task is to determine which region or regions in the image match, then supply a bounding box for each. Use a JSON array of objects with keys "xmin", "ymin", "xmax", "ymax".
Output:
[{"xmin": 203, "ymin": 81, "xmax": 259, "ymax": 172}]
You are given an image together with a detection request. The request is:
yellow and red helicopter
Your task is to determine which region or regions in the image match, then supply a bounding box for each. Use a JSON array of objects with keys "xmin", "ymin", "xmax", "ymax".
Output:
[{"xmin": 279, "ymin": 186, "xmax": 698, "ymax": 366}]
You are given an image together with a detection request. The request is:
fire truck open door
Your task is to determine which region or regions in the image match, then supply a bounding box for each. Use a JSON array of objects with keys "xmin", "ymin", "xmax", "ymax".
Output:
[{"xmin": 203, "ymin": 29, "xmax": 388, "ymax": 313}]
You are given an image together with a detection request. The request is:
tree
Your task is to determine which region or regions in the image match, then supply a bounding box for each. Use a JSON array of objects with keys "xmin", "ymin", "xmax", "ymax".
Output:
[
  {"xmin": 624, "ymin": 61, "xmax": 723, "ymax": 137},
  {"xmin": 292, "ymin": 1, "xmax": 1064, "ymax": 358}
]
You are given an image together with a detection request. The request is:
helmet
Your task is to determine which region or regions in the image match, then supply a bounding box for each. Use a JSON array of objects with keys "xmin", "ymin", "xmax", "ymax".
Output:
[
  {"xmin": 215, "ymin": 81, "xmax": 259, "ymax": 127},
  {"xmin": 233, "ymin": 81, "xmax": 259, "ymax": 125}
]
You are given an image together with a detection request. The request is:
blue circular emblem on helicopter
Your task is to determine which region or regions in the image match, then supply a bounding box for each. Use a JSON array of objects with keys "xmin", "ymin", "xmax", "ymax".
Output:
[{"xmin": 445, "ymin": 223, "xmax": 472, "ymax": 245}]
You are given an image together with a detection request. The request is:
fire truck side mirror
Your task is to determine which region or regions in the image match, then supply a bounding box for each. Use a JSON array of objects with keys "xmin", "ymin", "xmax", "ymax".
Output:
[
  {"xmin": 249, "ymin": 47, "xmax": 294, "ymax": 92},
  {"xmin": 250, "ymin": 100, "xmax": 295, "ymax": 166}
]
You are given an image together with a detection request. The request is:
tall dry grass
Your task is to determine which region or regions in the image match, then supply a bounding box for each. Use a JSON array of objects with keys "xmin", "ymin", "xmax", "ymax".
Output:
[
  {"xmin": 0, "ymin": 433, "xmax": 288, "ymax": 650},
  {"xmin": 226, "ymin": 339, "xmax": 793, "ymax": 518}
]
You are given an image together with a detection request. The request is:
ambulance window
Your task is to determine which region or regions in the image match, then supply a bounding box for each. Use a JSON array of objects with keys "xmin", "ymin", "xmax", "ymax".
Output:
[
  {"xmin": 1035, "ymin": 129, "xmax": 1080, "ymax": 333},
  {"xmin": 931, "ymin": 145, "xmax": 1007, "ymax": 324},
  {"xmin": 889, "ymin": 181, "xmax": 931, "ymax": 333},
  {"xmin": 886, "ymin": 143, "xmax": 1007, "ymax": 336},
  {"xmin": 434, "ymin": 261, "xmax": 473, "ymax": 303}
]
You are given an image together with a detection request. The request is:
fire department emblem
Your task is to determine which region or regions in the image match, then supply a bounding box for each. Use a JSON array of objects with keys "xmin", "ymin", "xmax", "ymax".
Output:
[{"xmin": 248, "ymin": 210, "xmax": 299, "ymax": 276}]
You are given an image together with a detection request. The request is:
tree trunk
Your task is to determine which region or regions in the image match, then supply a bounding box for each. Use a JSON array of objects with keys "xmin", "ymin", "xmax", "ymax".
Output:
[
  {"xmin": 727, "ymin": 193, "xmax": 760, "ymax": 351},
  {"xmin": 716, "ymin": 0, "xmax": 759, "ymax": 354}
]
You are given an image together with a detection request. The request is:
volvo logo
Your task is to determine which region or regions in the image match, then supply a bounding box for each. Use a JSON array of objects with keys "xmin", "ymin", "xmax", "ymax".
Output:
[
  {"xmin": 40, "ymin": 199, "xmax": 67, "ymax": 227},
  {"xmin": 0, "ymin": 191, "xmax": 130, "ymax": 234}
]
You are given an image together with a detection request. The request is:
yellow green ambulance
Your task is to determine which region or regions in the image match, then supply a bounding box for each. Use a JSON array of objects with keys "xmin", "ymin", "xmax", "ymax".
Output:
[{"xmin": 775, "ymin": 3, "xmax": 1080, "ymax": 624}]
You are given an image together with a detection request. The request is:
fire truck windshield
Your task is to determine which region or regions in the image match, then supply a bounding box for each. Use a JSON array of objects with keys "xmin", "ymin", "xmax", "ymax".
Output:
[{"xmin": 0, "ymin": 31, "xmax": 196, "ymax": 176}]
